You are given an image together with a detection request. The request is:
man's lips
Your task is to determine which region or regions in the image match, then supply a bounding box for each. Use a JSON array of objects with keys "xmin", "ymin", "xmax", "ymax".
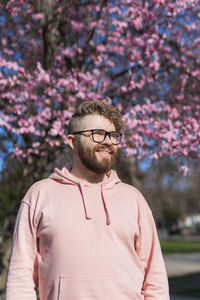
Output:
[
  {"xmin": 95, "ymin": 148, "xmax": 113, "ymax": 158},
  {"xmin": 96, "ymin": 148, "xmax": 112, "ymax": 154}
]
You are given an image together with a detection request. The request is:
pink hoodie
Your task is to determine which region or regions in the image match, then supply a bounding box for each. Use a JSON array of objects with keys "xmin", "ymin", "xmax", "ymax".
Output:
[{"xmin": 6, "ymin": 168, "xmax": 169, "ymax": 300}]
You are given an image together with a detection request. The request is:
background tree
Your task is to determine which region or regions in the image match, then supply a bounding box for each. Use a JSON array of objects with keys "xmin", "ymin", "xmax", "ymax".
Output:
[
  {"xmin": 0, "ymin": 0, "xmax": 199, "ymax": 174},
  {"xmin": 142, "ymin": 157, "xmax": 200, "ymax": 227}
]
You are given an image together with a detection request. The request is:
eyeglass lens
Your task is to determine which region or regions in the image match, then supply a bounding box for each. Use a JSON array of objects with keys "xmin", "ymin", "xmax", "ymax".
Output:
[{"xmin": 92, "ymin": 129, "xmax": 121, "ymax": 144}]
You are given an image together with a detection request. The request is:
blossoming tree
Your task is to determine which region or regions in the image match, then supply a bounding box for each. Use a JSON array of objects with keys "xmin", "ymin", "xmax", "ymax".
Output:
[
  {"xmin": 0, "ymin": 0, "xmax": 200, "ymax": 291},
  {"xmin": 0, "ymin": 0, "xmax": 200, "ymax": 181}
]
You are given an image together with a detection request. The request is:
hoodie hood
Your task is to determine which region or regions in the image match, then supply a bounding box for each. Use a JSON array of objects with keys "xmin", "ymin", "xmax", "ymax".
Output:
[
  {"xmin": 49, "ymin": 167, "xmax": 121, "ymax": 225},
  {"xmin": 49, "ymin": 167, "xmax": 121, "ymax": 188}
]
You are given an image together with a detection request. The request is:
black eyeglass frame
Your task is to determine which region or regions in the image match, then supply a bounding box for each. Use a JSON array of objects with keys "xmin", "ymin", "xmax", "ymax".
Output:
[{"xmin": 71, "ymin": 129, "xmax": 122, "ymax": 145}]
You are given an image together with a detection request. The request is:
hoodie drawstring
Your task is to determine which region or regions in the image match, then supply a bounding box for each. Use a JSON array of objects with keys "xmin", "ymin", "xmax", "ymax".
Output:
[
  {"xmin": 79, "ymin": 183, "xmax": 92, "ymax": 220},
  {"xmin": 79, "ymin": 183, "xmax": 111, "ymax": 225},
  {"xmin": 49, "ymin": 168, "xmax": 120, "ymax": 226},
  {"xmin": 101, "ymin": 186, "xmax": 111, "ymax": 226}
]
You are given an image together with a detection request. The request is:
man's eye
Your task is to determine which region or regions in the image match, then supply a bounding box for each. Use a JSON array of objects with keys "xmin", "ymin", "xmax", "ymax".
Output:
[
  {"xmin": 94, "ymin": 130, "xmax": 105, "ymax": 135},
  {"xmin": 111, "ymin": 132, "xmax": 118, "ymax": 138}
]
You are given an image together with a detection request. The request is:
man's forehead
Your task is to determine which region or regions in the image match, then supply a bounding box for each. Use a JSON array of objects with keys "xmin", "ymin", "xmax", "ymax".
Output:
[{"xmin": 77, "ymin": 114, "xmax": 115, "ymax": 130}]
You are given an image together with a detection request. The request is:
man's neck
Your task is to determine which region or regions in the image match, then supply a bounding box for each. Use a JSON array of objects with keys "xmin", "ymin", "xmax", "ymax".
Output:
[{"xmin": 70, "ymin": 165, "xmax": 110, "ymax": 185}]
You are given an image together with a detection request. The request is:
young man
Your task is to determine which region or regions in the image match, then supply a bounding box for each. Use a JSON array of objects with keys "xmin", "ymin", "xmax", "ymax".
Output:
[{"xmin": 6, "ymin": 101, "xmax": 170, "ymax": 300}]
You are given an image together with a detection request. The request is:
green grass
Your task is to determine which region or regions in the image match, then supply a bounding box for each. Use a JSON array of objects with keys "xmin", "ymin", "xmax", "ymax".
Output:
[{"xmin": 160, "ymin": 240, "xmax": 200, "ymax": 255}]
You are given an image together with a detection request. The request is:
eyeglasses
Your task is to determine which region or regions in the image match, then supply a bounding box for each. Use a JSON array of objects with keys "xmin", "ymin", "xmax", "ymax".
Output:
[{"xmin": 71, "ymin": 129, "xmax": 122, "ymax": 145}]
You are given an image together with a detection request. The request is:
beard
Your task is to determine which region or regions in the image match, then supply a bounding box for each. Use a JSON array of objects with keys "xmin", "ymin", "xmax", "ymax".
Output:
[{"xmin": 76, "ymin": 141, "xmax": 117, "ymax": 174}]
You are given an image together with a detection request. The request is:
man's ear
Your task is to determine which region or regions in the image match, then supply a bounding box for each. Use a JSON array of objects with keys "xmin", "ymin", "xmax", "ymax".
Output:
[{"xmin": 66, "ymin": 135, "xmax": 76, "ymax": 150}]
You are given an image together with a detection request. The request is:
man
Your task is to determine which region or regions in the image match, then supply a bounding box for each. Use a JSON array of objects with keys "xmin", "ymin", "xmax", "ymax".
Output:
[{"xmin": 6, "ymin": 100, "xmax": 170, "ymax": 300}]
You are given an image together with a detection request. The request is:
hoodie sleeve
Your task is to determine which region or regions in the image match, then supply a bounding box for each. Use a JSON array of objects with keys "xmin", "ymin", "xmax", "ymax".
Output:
[
  {"xmin": 6, "ymin": 192, "xmax": 39, "ymax": 300},
  {"xmin": 136, "ymin": 194, "xmax": 170, "ymax": 300}
]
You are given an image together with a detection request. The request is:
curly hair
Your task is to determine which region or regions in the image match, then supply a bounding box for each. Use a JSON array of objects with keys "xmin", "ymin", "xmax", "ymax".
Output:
[{"xmin": 68, "ymin": 100, "xmax": 125, "ymax": 134}]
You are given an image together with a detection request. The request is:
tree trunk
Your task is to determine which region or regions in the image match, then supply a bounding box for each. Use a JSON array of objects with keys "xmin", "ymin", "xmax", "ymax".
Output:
[
  {"xmin": 115, "ymin": 155, "xmax": 143, "ymax": 190},
  {"xmin": 37, "ymin": 0, "xmax": 67, "ymax": 69}
]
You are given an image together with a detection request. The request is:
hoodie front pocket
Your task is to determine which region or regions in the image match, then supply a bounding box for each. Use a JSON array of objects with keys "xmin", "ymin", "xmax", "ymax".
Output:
[{"xmin": 57, "ymin": 275, "xmax": 144, "ymax": 300}]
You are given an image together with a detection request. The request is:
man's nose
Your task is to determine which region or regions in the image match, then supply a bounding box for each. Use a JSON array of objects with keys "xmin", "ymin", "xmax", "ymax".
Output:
[{"xmin": 102, "ymin": 133, "xmax": 112, "ymax": 145}]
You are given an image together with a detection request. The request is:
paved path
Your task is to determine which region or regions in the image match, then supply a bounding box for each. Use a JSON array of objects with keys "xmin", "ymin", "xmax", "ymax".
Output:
[
  {"xmin": 164, "ymin": 253, "xmax": 200, "ymax": 300},
  {"xmin": 164, "ymin": 252, "xmax": 200, "ymax": 277}
]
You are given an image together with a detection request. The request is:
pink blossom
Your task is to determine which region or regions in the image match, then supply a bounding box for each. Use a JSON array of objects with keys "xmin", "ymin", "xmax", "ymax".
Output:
[
  {"xmin": 32, "ymin": 13, "xmax": 43, "ymax": 20},
  {"xmin": 49, "ymin": 120, "xmax": 62, "ymax": 136},
  {"xmin": 150, "ymin": 153, "xmax": 159, "ymax": 160},
  {"xmin": 76, "ymin": 91, "xmax": 85, "ymax": 99},
  {"xmin": 96, "ymin": 44, "xmax": 106, "ymax": 52},
  {"xmin": 41, "ymin": 107, "xmax": 51, "ymax": 120},
  {"xmin": 170, "ymin": 108, "xmax": 179, "ymax": 119},
  {"xmin": 179, "ymin": 165, "xmax": 189, "ymax": 176},
  {"xmin": 71, "ymin": 20, "xmax": 83, "ymax": 31}
]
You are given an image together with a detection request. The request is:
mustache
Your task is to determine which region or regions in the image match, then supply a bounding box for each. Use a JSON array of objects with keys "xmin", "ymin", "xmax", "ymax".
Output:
[{"xmin": 94, "ymin": 145, "xmax": 115, "ymax": 153}]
